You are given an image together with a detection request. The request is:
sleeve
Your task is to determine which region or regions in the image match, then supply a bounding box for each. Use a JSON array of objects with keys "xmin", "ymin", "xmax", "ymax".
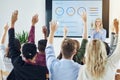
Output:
[
  {"xmin": 108, "ymin": 33, "xmax": 120, "ymax": 67},
  {"xmin": 8, "ymin": 28, "xmax": 21, "ymax": 64},
  {"xmin": 73, "ymin": 39, "xmax": 88, "ymax": 64},
  {"xmin": 45, "ymin": 44, "xmax": 58, "ymax": 71},
  {"xmin": 28, "ymin": 26, "xmax": 35, "ymax": 44},
  {"xmin": 110, "ymin": 32, "xmax": 116, "ymax": 54},
  {"xmin": 110, "ymin": 32, "xmax": 115, "ymax": 48},
  {"xmin": 90, "ymin": 29, "xmax": 95, "ymax": 40},
  {"xmin": 0, "ymin": 44, "xmax": 6, "ymax": 55},
  {"xmin": 101, "ymin": 29, "xmax": 106, "ymax": 41}
]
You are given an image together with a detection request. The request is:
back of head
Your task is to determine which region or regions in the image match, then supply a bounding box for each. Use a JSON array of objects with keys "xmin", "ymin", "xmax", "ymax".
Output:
[
  {"xmin": 73, "ymin": 39, "xmax": 80, "ymax": 51},
  {"xmin": 85, "ymin": 39, "xmax": 107, "ymax": 78},
  {"xmin": 22, "ymin": 43, "xmax": 37, "ymax": 59},
  {"xmin": 38, "ymin": 39, "xmax": 47, "ymax": 52},
  {"xmin": 61, "ymin": 38, "xmax": 76, "ymax": 59}
]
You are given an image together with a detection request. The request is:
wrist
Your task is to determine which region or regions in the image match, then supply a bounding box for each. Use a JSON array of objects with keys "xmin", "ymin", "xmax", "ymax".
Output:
[
  {"xmin": 4, "ymin": 30, "xmax": 7, "ymax": 33},
  {"xmin": 32, "ymin": 24, "xmax": 35, "ymax": 26},
  {"xmin": 49, "ymin": 32, "xmax": 54, "ymax": 36},
  {"xmin": 11, "ymin": 23, "xmax": 15, "ymax": 28}
]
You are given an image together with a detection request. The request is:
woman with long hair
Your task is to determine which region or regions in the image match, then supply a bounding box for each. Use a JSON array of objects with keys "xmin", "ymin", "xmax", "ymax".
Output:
[
  {"xmin": 78, "ymin": 38, "xmax": 120, "ymax": 80},
  {"xmin": 77, "ymin": 19, "xmax": 120, "ymax": 80}
]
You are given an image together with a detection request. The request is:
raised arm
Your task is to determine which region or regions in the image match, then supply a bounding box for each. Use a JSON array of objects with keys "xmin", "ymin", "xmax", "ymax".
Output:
[
  {"xmin": 0, "ymin": 24, "xmax": 9, "ymax": 44},
  {"xmin": 81, "ymin": 12, "xmax": 87, "ymax": 39},
  {"xmin": 48, "ymin": 21, "xmax": 58, "ymax": 44},
  {"xmin": 28, "ymin": 14, "xmax": 38, "ymax": 43},
  {"xmin": 45, "ymin": 21, "xmax": 58, "ymax": 70},
  {"xmin": 114, "ymin": 18, "xmax": 119, "ymax": 34},
  {"xmin": 73, "ymin": 12, "xmax": 88, "ymax": 64},
  {"xmin": 110, "ymin": 18, "xmax": 119, "ymax": 53},
  {"xmin": 9, "ymin": 10, "xmax": 21, "ymax": 64},
  {"xmin": 108, "ymin": 20, "xmax": 120, "ymax": 67},
  {"xmin": 63, "ymin": 26, "xmax": 68, "ymax": 39}
]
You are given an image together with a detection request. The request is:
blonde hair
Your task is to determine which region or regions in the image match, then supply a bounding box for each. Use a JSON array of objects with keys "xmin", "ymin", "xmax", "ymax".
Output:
[
  {"xmin": 85, "ymin": 39, "xmax": 107, "ymax": 78},
  {"xmin": 94, "ymin": 18, "xmax": 103, "ymax": 29}
]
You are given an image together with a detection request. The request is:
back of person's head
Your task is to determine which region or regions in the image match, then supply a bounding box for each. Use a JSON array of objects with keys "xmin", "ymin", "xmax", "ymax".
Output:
[
  {"xmin": 73, "ymin": 39, "xmax": 80, "ymax": 52},
  {"xmin": 85, "ymin": 39, "xmax": 107, "ymax": 78},
  {"xmin": 7, "ymin": 38, "xmax": 21, "ymax": 58},
  {"xmin": 22, "ymin": 43, "xmax": 37, "ymax": 59},
  {"xmin": 38, "ymin": 39, "xmax": 47, "ymax": 52},
  {"xmin": 103, "ymin": 42, "xmax": 110, "ymax": 56},
  {"xmin": 61, "ymin": 38, "xmax": 76, "ymax": 59}
]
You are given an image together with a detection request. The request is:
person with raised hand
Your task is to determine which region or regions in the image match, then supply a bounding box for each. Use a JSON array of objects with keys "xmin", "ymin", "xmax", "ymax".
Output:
[
  {"xmin": 7, "ymin": 10, "xmax": 48, "ymax": 80},
  {"xmin": 0, "ymin": 23, "xmax": 13, "ymax": 80},
  {"xmin": 77, "ymin": 17, "xmax": 120, "ymax": 80},
  {"xmin": 73, "ymin": 12, "xmax": 88, "ymax": 65},
  {"xmin": 27, "ymin": 14, "xmax": 49, "ymax": 79},
  {"xmin": 110, "ymin": 18, "xmax": 119, "ymax": 54},
  {"xmin": 45, "ymin": 20, "xmax": 80, "ymax": 80},
  {"xmin": 28, "ymin": 14, "xmax": 38, "ymax": 43}
]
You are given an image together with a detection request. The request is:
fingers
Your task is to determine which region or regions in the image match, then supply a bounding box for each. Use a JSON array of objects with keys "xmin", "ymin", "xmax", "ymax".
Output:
[
  {"xmin": 32, "ymin": 14, "xmax": 39, "ymax": 26},
  {"xmin": 11, "ymin": 10, "xmax": 18, "ymax": 27},
  {"xmin": 4, "ymin": 23, "xmax": 9, "ymax": 31},
  {"xmin": 14, "ymin": 10, "xmax": 18, "ymax": 16},
  {"xmin": 49, "ymin": 20, "xmax": 58, "ymax": 33},
  {"xmin": 64, "ymin": 26, "xmax": 68, "ymax": 34},
  {"xmin": 81, "ymin": 11, "xmax": 87, "ymax": 23},
  {"xmin": 42, "ymin": 26, "xmax": 47, "ymax": 34}
]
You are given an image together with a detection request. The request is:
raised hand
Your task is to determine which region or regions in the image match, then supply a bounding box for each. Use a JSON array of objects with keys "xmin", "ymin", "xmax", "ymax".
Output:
[
  {"xmin": 0, "ymin": 23, "xmax": 9, "ymax": 44},
  {"xmin": 63, "ymin": 26, "xmax": 68, "ymax": 38},
  {"xmin": 113, "ymin": 18, "xmax": 119, "ymax": 34},
  {"xmin": 49, "ymin": 20, "xmax": 58, "ymax": 34},
  {"xmin": 48, "ymin": 20, "xmax": 58, "ymax": 44},
  {"xmin": 4, "ymin": 23, "xmax": 9, "ymax": 31},
  {"xmin": 11, "ymin": 10, "xmax": 18, "ymax": 28},
  {"xmin": 81, "ymin": 11, "xmax": 87, "ymax": 23},
  {"xmin": 42, "ymin": 26, "xmax": 47, "ymax": 39},
  {"xmin": 32, "ymin": 14, "xmax": 39, "ymax": 26}
]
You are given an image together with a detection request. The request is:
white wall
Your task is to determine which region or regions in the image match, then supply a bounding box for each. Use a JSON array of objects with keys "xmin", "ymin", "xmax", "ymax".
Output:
[
  {"xmin": 110, "ymin": 0, "xmax": 120, "ymax": 25},
  {"xmin": 0, "ymin": 0, "xmax": 45, "ymax": 44},
  {"xmin": 0, "ymin": 0, "xmax": 120, "ymax": 56}
]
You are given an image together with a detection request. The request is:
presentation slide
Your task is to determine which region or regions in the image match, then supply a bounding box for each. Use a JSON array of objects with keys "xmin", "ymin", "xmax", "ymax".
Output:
[{"xmin": 52, "ymin": 0, "xmax": 102, "ymax": 37}]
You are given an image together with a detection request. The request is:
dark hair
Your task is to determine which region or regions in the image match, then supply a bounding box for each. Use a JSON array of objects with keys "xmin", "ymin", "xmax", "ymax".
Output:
[
  {"xmin": 57, "ymin": 52, "xmax": 62, "ymax": 60},
  {"xmin": 103, "ymin": 42, "xmax": 110, "ymax": 56},
  {"xmin": 38, "ymin": 39, "xmax": 47, "ymax": 52},
  {"xmin": 61, "ymin": 38, "xmax": 76, "ymax": 59},
  {"xmin": 22, "ymin": 43, "xmax": 37, "ymax": 59}
]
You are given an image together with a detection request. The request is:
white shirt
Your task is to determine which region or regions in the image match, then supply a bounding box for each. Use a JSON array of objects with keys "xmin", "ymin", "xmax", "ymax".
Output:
[
  {"xmin": 0, "ymin": 44, "xmax": 13, "ymax": 80},
  {"xmin": 77, "ymin": 33, "xmax": 120, "ymax": 80}
]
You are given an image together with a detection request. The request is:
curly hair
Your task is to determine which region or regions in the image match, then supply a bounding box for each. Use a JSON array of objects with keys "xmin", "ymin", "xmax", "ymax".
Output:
[{"xmin": 85, "ymin": 39, "xmax": 107, "ymax": 78}]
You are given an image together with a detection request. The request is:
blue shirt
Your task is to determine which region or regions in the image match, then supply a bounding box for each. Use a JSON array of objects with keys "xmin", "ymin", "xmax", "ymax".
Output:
[
  {"xmin": 45, "ymin": 44, "xmax": 80, "ymax": 80},
  {"xmin": 91, "ymin": 28, "xmax": 106, "ymax": 41}
]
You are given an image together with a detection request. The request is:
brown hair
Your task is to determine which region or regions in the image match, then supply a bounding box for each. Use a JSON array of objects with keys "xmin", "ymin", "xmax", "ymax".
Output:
[
  {"xmin": 61, "ymin": 38, "xmax": 76, "ymax": 59},
  {"xmin": 73, "ymin": 39, "xmax": 80, "ymax": 51}
]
